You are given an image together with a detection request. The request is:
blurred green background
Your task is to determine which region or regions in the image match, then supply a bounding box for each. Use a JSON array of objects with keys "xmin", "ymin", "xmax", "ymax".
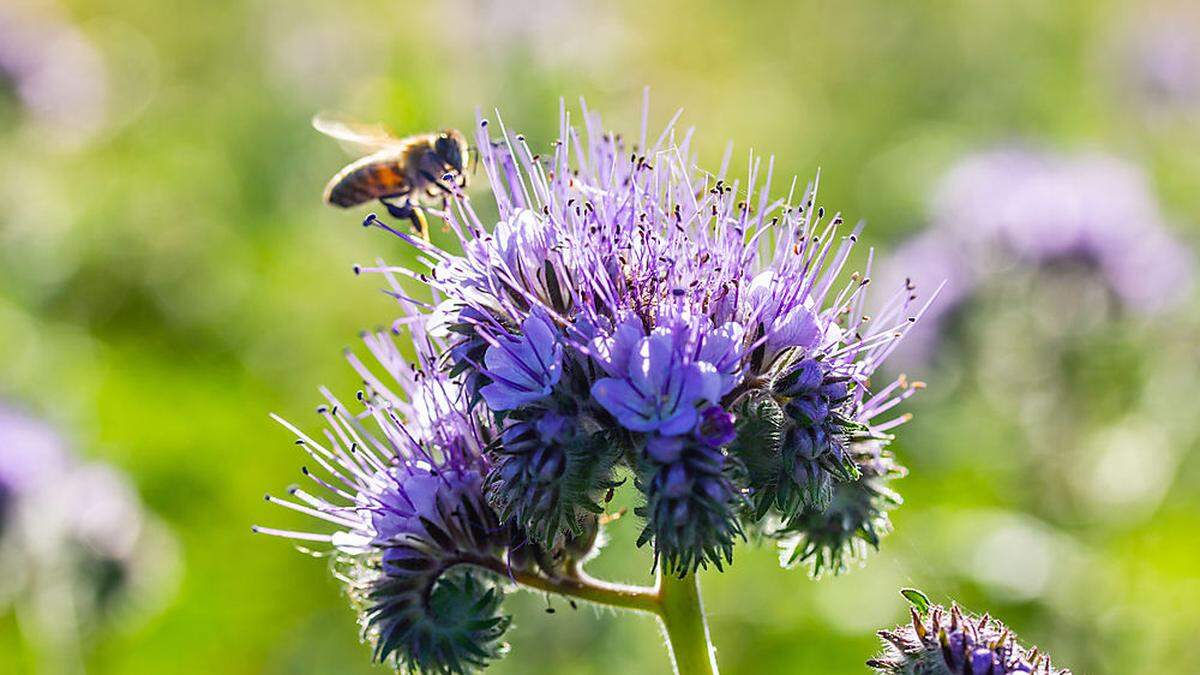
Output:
[{"xmin": 2, "ymin": 0, "xmax": 1198, "ymax": 673}]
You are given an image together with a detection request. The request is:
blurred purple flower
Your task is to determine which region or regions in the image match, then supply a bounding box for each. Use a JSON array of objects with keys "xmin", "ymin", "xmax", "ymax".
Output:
[
  {"xmin": 932, "ymin": 149, "xmax": 1192, "ymax": 296},
  {"xmin": 0, "ymin": 5, "xmax": 108, "ymax": 143},
  {"xmin": 883, "ymin": 147, "xmax": 1194, "ymax": 366},
  {"xmin": 1122, "ymin": 4, "xmax": 1200, "ymax": 111},
  {"xmin": 0, "ymin": 405, "xmax": 70, "ymax": 516},
  {"xmin": 0, "ymin": 404, "xmax": 177, "ymax": 631}
]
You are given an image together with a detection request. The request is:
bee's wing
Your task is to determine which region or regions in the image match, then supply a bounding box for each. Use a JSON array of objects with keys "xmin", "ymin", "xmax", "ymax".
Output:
[{"xmin": 312, "ymin": 114, "xmax": 401, "ymax": 155}]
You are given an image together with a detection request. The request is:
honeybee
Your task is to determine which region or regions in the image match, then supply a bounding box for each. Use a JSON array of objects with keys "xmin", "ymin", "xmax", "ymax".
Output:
[{"xmin": 314, "ymin": 115, "xmax": 470, "ymax": 239}]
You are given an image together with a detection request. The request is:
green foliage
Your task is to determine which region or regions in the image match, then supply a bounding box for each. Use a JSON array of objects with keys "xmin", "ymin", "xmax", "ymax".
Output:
[{"xmin": 900, "ymin": 589, "xmax": 932, "ymax": 616}]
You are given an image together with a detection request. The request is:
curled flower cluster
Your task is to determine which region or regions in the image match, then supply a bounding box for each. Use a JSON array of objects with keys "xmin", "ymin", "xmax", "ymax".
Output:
[
  {"xmin": 261, "ymin": 102, "xmax": 936, "ymax": 670},
  {"xmin": 870, "ymin": 590, "xmax": 1070, "ymax": 675},
  {"xmin": 256, "ymin": 317, "xmax": 526, "ymax": 672},
  {"xmin": 775, "ymin": 439, "xmax": 906, "ymax": 577}
]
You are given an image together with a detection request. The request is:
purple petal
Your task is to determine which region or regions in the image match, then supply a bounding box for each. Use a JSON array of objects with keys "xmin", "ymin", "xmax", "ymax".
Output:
[
  {"xmin": 692, "ymin": 361, "xmax": 723, "ymax": 406},
  {"xmin": 480, "ymin": 380, "xmax": 543, "ymax": 411},
  {"xmin": 628, "ymin": 333, "xmax": 674, "ymax": 395},
  {"xmin": 657, "ymin": 404, "xmax": 699, "ymax": 436},
  {"xmin": 521, "ymin": 312, "xmax": 563, "ymax": 387},
  {"xmin": 483, "ymin": 339, "xmax": 537, "ymax": 387},
  {"xmin": 698, "ymin": 321, "xmax": 746, "ymax": 393},
  {"xmin": 592, "ymin": 317, "xmax": 643, "ymax": 377},
  {"xmin": 591, "ymin": 378, "xmax": 657, "ymax": 432},
  {"xmin": 769, "ymin": 303, "xmax": 820, "ymax": 352}
]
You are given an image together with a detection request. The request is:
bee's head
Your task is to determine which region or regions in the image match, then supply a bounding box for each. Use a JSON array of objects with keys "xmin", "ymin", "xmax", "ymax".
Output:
[{"xmin": 435, "ymin": 129, "xmax": 468, "ymax": 173}]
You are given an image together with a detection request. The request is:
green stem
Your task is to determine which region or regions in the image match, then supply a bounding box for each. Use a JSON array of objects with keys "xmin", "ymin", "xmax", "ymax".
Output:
[
  {"xmin": 470, "ymin": 557, "xmax": 719, "ymax": 673},
  {"xmin": 470, "ymin": 557, "xmax": 659, "ymax": 614},
  {"xmin": 656, "ymin": 570, "xmax": 719, "ymax": 675}
]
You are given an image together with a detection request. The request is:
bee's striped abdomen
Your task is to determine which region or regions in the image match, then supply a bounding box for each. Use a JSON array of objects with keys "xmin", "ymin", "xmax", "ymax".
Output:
[{"xmin": 324, "ymin": 152, "xmax": 409, "ymax": 207}]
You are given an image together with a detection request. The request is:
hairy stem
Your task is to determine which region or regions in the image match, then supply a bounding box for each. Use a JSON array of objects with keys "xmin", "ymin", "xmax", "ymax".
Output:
[
  {"xmin": 469, "ymin": 557, "xmax": 660, "ymax": 614},
  {"xmin": 468, "ymin": 557, "xmax": 719, "ymax": 674},
  {"xmin": 657, "ymin": 570, "xmax": 719, "ymax": 675}
]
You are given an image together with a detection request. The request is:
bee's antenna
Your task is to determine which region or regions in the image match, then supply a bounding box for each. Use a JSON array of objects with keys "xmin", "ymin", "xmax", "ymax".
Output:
[{"xmin": 469, "ymin": 146, "xmax": 481, "ymax": 175}]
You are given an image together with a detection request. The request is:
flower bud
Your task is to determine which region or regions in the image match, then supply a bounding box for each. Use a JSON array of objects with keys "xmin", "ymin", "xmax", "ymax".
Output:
[
  {"xmin": 636, "ymin": 436, "xmax": 743, "ymax": 575},
  {"xmin": 869, "ymin": 589, "xmax": 1070, "ymax": 674},
  {"xmin": 486, "ymin": 411, "xmax": 620, "ymax": 549}
]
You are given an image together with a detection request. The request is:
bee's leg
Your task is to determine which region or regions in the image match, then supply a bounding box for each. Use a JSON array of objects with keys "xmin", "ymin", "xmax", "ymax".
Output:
[
  {"xmin": 409, "ymin": 208, "xmax": 430, "ymax": 242},
  {"xmin": 381, "ymin": 197, "xmax": 414, "ymax": 221},
  {"xmin": 379, "ymin": 196, "xmax": 430, "ymax": 242}
]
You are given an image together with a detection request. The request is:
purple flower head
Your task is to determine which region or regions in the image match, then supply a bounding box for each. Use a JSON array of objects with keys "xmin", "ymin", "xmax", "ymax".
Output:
[
  {"xmin": 869, "ymin": 589, "xmax": 1070, "ymax": 674},
  {"xmin": 479, "ymin": 310, "xmax": 564, "ymax": 411},
  {"xmin": 382, "ymin": 105, "xmax": 931, "ymax": 412},
  {"xmin": 342, "ymin": 100, "xmax": 935, "ymax": 576}
]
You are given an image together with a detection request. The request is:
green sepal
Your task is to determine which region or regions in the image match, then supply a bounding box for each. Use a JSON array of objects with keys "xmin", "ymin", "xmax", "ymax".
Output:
[{"xmin": 900, "ymin": 588, "xmax": 932, "ymax": 616}]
